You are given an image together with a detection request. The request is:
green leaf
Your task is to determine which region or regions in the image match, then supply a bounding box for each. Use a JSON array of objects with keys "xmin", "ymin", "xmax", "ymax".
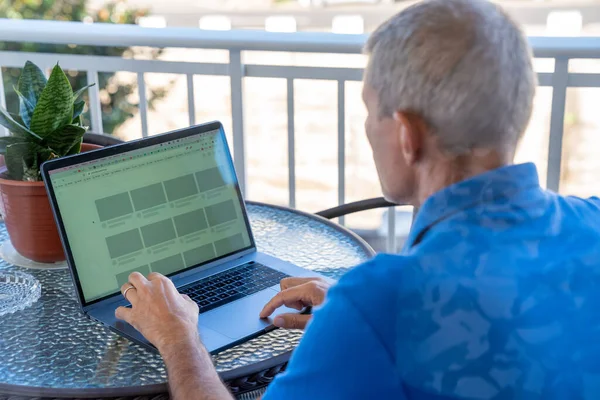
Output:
[
  {"xmin": 13, "ymin": 86, "xmax": 35, "ymax": 128},
  {"xmin": 73, "ymin": 84, "xmax": 95, "ymax": 102},
  {"xmin": 4, "ymin": 143, "xmax": 28, "ymax": 180},
  {"xmin": 0, "ymin": 107, "xmax": 43, "ymax": 141},
  {"xmin": 72, "ymin": 101, "xmax": 85, "ymax": 121},
  {"xmin": 66, "ymin": 139, "xmax": 82, "ymax": 155},
  {"xmin": 0, "ymin": 137, "xmax": 26, "ymax": 155},
  {"xmin": 9, "ymin": 112, "xmax": 26, "ymax": 130},
  {"xmin": 17, "ymin": 61, "xmax": 47, "ymax": 107},
  {"xmin": 45, "ymin": 124, "xmax": 86, "ymax": 156},
  {"xmin": 4, "ymin": 142, "xmax": 51, "ymax": 181},
  {"xmin": 30, "ymin": 64, "xmax": 74, "ymax": 137}
]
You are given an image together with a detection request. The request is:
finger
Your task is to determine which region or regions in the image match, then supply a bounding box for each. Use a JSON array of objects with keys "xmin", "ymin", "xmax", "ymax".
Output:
[
  {"xmin": 273, "ymin": 313, "xmax": 311, "ymax": 330},
  {"xmin": 147, "ymin": 272, "xmax": 167, "ymax": 281},
  {"xmin": 181, "ymin": 294, "xmax": 194, "ymax": 304},
  {"xmin": 260, "ymin": 285, "xmax": 312, "ymax": 318},
  {"xmin": 187, "ymin": 298, "xmax": 199, "ymax": 314},
  {"xmin": 120, "ymin": 282, "xmax": 139, "ymax": 304},
  {"xmin": 280, "ymin": 277, "xmax": 321, "ymax": 290},
  {"xmin": 128, "ymin": 272, "xmax": 149, "ymax": 290},
  {"xmin": 148, "ymin": 272, "xmax": 179, "ymax": 297},
  {"xmin": 115, "ymin": 306, "xmax": 133, "ymax": 324}
]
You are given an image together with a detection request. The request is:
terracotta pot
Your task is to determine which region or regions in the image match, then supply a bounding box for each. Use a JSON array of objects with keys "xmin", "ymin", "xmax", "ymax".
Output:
[{"xmin": 0, "ymin": 143, "xmax": 102, "ymax": 263}]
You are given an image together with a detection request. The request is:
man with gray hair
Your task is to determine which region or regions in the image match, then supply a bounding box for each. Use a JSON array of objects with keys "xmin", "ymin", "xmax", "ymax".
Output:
[{"xmin": 115, "ymin": 0, "xmax": 600, "ymax": 398}]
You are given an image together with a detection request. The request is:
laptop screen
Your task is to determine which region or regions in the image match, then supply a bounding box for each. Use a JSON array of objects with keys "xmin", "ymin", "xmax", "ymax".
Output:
[{"xmin": 48, "ymin": 128, "xmax": 253, "ymax": 303}]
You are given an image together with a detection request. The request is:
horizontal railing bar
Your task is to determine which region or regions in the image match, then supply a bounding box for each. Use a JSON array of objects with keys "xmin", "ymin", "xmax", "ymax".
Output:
[
  {"xmin": 245, "ymin": 65, "xmax": 364, "ymax": 81},
  {"xmin": 537, "ymin": 73, "xmax": 600, "ymax": 87},
  {"xmin": 0, "ymin": 19, "xmax": 367, "ymax": 54},
  {"xmin": 0, "ymin": 51, "xmax": 229, "ymax": 76},
  {"xmin": 568, "ymin": 73, "xmax": 600, "ymax": 87},
  {"xmin": 529, "ymin": 37, "xmax": 600, "ymax": 59},
  {"xmin": 537, "ymin": 73, "xmax": 553, "ymax": 87},
  {"xmin": 0, "ymin": 52, "xmax": 580, "ymax": 88},
  {"xmin": 2, "ymin": 19, "xmax": 599, "ymax": 58}
]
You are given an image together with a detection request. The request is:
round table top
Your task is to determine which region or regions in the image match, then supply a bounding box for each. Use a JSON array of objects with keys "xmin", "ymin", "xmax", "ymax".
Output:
[{"xmin": 0, "ymin": 202, "xmax": 373, "ymax": 396}]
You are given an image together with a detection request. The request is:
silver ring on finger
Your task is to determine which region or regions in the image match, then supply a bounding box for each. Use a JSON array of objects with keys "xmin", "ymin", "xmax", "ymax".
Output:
[{"xmin": 123, "ymin": 284, "xmax": 136, "ymax": 301}]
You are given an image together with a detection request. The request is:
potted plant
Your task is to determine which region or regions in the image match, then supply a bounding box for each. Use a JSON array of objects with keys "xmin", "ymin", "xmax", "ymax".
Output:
[{"xmin": 0, "ymin": 61, "xmax": 101, "ymax": 263}]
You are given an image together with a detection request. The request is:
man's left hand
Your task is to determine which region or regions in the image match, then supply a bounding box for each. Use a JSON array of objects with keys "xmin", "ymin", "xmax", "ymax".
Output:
[{"xmin": 115, "ymin": 272, "xmax": 199, "ymax": 352}]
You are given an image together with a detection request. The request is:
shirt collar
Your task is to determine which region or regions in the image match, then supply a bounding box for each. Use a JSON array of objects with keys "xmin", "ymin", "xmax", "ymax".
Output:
[{"xmin": 403, "ymin": 162, "xmax": 541, "ymax": 250}]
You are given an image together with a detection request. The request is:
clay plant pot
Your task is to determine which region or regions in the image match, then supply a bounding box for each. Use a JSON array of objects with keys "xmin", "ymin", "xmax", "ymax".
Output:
[{"xmin": 0, "ymin": 143, "xmax": 102, "ymax": 263}]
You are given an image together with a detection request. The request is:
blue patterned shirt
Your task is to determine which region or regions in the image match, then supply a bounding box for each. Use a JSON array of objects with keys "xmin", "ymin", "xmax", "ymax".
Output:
[{"xmin": 263, "ymin": 163, "xmax": 600, "ymax": 399}]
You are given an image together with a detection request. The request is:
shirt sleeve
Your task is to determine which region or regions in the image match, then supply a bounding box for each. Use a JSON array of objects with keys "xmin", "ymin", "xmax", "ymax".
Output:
[{"xmin": 262, "ymin": 285, "xmax": 404, "ymax": 400}]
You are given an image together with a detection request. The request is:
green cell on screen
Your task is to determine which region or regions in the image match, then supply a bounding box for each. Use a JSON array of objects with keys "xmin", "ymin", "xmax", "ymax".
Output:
[
  {"xmin": 96, "ymin": 192, "xmax": 133, "ymax": 222},
  {"xmin": 115, "ymin": 265, "xmax": 151, "ymax": 287},
  {"xmin": 163, "ymin": 174, "xmax": 198, "ymax": 202},
  {"xmin": 205, "ymin": 200, "xmax": 237, "ymax": 227},
  {"xmin": 151, "ymin": 253, "xmax": 185, "ymax": 276},
  {"xmin": 105, "ymin": 229, "xmax": 144, "ymax": 259}
]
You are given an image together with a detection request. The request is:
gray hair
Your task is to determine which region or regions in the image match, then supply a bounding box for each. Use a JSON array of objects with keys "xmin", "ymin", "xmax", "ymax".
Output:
[{"xmin": 364, "ymin": 0, "xmax": 536, "ymax": 155}]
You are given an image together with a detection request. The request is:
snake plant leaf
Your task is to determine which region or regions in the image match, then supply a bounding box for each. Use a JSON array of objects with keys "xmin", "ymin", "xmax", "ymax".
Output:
[
  {"xmin": 30, "ymin": 64, "xmax": 74, "ymax": 137},
  {"xmin": 16, "ymin": 61, "xmax": 47, "ymax": 107},
  {"xmin": 72, "ymin": 101, "xmax": 85, "ymax": 122},
  {"xmin": 13, "ymin": 87, "xmax": 36, "ymax": 128},
  {"xmin": 73, "ymin": 84, "xmax": 95, "ymax": 102},
  {"xmin": 0, "ymin": 107, "xmax": 43, "ymax": 141},
  {"xmin": 45, "ymin": 124, "xmax": 86, "ymax": 156},
  {"xmin": 8, "ymin": 112, "xmax": 25, "ymax": 130},
  {"xmin": 4, "ymin": 142, "xmax": 51, "ymax": 181},
  {"xmin": 0, "ymin": 137, "xmax": 26, "ymax": 155},
  {"xmin": 66, "ymin": 138, "xmax": 83, "ymax": 156}
]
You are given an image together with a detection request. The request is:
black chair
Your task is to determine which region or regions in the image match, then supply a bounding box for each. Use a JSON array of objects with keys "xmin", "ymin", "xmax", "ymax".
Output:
[
  {"xmin": 221, "ymin": 350, "xmax": 293, "ymax": 399},
  {"xmin": 316, "ymin": 197, "xmax": 397, "ymax": 220},
  {"xmin": 83, "ymin": 132, "xmax": 125, "ymax": 146}
]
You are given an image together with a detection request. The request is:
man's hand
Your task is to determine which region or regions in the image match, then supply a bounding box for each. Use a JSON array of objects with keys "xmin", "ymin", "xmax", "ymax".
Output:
[
  {"xmin": 115, "ymin": 272, "xmax": 232, "ymax": 400},
  {"xmin": 115, "ymin": 271, "xmax": 199, "ymax": 352},
  {"xmin": 260, "ymin": 277, "xmax": 331, "ymax": 330}
]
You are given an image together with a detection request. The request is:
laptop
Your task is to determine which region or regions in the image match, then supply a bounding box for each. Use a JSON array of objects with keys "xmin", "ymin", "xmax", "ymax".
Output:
[{"xmin": 41, "ymin": 121, "xmax": 331, "ymax": 354}]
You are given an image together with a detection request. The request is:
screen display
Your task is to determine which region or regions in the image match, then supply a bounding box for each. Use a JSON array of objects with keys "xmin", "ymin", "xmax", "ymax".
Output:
[{"xmin": 49, "ymin": 129, "xmax": 253, "ymax": 303}]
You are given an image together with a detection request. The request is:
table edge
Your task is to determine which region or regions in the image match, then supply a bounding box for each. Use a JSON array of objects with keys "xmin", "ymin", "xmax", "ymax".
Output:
[
  {"xmin": 0, "ymin": 202, "xmax": 374, "ymax": 397},
  {"xmin": 247, "ymin": 201, "xmax": 376, "ymax": 258},
  {"xmin": 0, "ymin": 381, "xmax": 168, "ymax": 399}
]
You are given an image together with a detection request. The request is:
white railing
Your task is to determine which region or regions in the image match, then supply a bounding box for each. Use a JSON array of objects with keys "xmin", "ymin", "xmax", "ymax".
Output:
[{"xmin": 2, "ymin": 18, "xmax": 600, "ymax": 251}]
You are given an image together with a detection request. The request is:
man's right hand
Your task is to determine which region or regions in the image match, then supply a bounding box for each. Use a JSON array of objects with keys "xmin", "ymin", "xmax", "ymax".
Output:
[{"xmin": 259, "ymin": 277, "xmax": 331, "ymax": 330}]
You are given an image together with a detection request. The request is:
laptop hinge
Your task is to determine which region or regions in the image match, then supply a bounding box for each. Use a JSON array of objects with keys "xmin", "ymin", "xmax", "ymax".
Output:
[{"xmin": 83, "ymin": 293, "xmax": 124, "ymax": 313}]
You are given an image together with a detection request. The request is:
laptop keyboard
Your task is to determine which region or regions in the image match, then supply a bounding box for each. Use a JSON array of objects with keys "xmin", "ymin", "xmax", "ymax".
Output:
[{"xmin": 179, "ymin": 261, "xmax": 289, "ymax": 314}]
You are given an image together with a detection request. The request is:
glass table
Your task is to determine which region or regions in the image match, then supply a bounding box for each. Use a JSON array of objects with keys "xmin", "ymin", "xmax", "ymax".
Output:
[{"xmin": 0, "ymin": 202, "xmax": 374, "ymax": 399}]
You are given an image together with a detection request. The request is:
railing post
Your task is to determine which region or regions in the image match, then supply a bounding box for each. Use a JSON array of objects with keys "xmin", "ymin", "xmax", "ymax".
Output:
[
  {"xmin": 137, "ymin": 73, "xmax": 149, "ymax": 138},
  {"xmin": 547, "ymin": 58, "xmax": 569, "ymax": 192},
  {"xmin": 337, "ymin": 80, "xmax": 346, "ymax": 225},
  {"xmin": 0, "ymin": 67, "xmax": 7, "ymax": 136},
  {"xmin": 387, "ymin": 206, "xmax": 396, "ymax": 253},
  {"xmin": 86, "ymin": 70, "xmax": 104, "ymax": 134},
  {"xmin": 287, "ymin": 78, "xmax": 296, "ymax": 208},
  {"xmin": 187, "ymin": 74, "xmax": 196, "ymax": 127},
  {"xmin": 230, "ymin": 50, "xmax": 247, "ymax": 196}
]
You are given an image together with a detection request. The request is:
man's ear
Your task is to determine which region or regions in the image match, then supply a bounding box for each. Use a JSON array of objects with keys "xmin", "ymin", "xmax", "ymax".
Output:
[{"xmin": 393, "ymin": 112, "xmax": 425, "ymax": 166}]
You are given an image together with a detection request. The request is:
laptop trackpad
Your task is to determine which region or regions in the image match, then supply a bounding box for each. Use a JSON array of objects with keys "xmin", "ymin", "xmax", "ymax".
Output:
[
  {"xmin": 199, "ymin": 323, "xmax": 234, "ymax": 353},
  {"xmin": 199, "ymin": 288, "xmax": 295, "ymax": 340}
]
